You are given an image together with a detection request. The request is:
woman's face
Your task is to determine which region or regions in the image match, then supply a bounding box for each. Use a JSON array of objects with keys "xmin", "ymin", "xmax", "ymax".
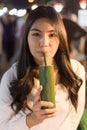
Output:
[{"xmin": 28, "ymin": 18, "xmax": 59, "ymax": 65}]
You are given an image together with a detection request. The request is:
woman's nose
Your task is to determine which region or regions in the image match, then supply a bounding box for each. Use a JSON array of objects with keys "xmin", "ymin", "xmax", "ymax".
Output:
[{"xmin": 40, "ymin": 35, "xmax": 49, "ymax": 46}]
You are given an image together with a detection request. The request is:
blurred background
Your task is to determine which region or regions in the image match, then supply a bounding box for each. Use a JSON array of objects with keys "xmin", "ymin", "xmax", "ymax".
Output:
[{"xmin": 0, "ymin": 0, "xmax": 87, "ymax": 107}]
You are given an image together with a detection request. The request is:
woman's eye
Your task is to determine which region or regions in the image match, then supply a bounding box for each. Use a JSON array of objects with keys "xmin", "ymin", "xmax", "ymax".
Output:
[
  {"xmin": 32, "ymin": 33, "xmax": 40, "ymax": 37},
  {"xmin": 49, "ymin": 33, "xmax": 56, "ymax": 38}
]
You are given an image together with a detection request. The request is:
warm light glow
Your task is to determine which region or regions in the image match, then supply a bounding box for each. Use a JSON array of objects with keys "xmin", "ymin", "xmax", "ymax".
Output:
[
  {"xmin": 0, "ymin": 7, "xmax": 8, "ymax": 16},
  {"xmin": 28, "ymin": 0, "xmax": 35, "ymax": 3},
  {"xmin": 0, "ymin": 9, "xmax": 3, "ymax": 16},
  {"xmin": 2, "ymin": 7, "xmax": 8, "ymax": 13},
  {"xmin": 9, "ymin": 8, "xmax": 17, "ymax": 15},
  {"xmin": 17, "ymin": 9, "xmax": 27, "ymax": 17},
  {"xmin": 79, "ymin": 0, "xmax": 87, "ymax": 9},
  {"xmin": 53, "ymin": 3, "xmax": 64, "ymax": 12},
  {"xmin": 31, "ymin": 4, "xmax": 38, "ymax": 10}
]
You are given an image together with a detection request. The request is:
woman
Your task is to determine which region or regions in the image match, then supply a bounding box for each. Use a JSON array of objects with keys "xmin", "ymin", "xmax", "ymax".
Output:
[{"xmin": 0, "ymin": 6, "xmax": 85, "ymax": 130}]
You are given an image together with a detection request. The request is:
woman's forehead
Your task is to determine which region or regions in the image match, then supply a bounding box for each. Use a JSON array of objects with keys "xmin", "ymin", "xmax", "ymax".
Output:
[{"xmin": 30, "ymin": 18, "xmax": 56, "ymax": 31}]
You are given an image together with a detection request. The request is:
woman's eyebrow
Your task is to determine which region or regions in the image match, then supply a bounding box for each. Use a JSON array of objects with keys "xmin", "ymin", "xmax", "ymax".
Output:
[
  {"xmin": 30, "ymin": 28, "xmax": 42, "ymax": 32},
  {"xmin": 30, "ymin": 28, "xmax": 55, "ymax": 33}
]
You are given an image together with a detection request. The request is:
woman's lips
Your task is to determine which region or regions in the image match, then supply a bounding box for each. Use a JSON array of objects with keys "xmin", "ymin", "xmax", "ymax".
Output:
[
  {"xmin": 37, "ymin": 47, "xmax": 51, "ymax": 55},
  {"xmin": 37, "ymin": 51, "xmax": 51, "ymax": 57}
]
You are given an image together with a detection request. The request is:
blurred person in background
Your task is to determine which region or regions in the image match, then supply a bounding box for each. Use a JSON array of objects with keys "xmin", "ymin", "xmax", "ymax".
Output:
[
  {"xmin": 0, "ymin": 13, "xmax": 16, "ymax": 62},
  {"xmin": 63, "ymin": 18, "xmax": 87, "ymax": 60},
  {"xmin": 12, "ymin": 7, "xmax": 31, "ymax": 63},
  {"xmin": 0, "ymin": 13, "xmax": 17, "ymax": 79}
]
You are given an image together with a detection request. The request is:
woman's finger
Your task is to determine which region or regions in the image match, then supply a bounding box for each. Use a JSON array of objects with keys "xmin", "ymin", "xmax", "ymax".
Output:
[{"xmin": 40, "ymin": 101, "xmax": 54, "ymax": 108}]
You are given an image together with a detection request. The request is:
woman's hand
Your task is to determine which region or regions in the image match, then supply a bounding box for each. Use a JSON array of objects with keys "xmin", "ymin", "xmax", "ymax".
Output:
[
  {"xmin": 26, "ymin": 101, "xmax": 56, "ymax": 128},
  {"xmin": 26, "ymin": 86, "xmax": 56, "ymax": 128}
]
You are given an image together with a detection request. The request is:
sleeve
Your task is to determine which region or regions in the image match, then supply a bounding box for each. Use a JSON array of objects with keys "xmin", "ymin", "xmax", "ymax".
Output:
[
  {"xmin": 0, "ymin": 67, "xmax": 30, "ymax": 130},
  {"xmin": 69, "ymin": 60, "xmax": 86, "ymax": 129}
]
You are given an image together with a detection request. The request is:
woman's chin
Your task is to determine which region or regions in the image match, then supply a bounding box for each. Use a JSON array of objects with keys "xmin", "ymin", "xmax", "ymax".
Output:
[
  {"xmin": 34, "ymin": 57, "xmax": 44, "ymax": 65},
  {"xmin": 34, "ymin": 54, "xmax": 53, "ymax": 65}
]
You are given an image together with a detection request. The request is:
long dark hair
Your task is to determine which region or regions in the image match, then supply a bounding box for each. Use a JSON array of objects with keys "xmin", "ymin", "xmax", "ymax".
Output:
[{"xmin": 9, "ymin": 5, "xmax": 82, "ymax": 113}]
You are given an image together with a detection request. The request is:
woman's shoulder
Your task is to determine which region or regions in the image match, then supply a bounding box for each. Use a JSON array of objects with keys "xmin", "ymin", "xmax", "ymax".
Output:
[
  {"xmin": 70, "ymin": 59, "xmax": 85, "ymax": 74},
  {"xmin": 0, "ymin": 62, "xmax": 18, "ymax": 83}
]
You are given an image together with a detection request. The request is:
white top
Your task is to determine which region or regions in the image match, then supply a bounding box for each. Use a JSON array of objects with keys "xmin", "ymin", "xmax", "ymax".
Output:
[{"xmin": 0, "ymin": 59, "xmax": 86, "ymax": 130}]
